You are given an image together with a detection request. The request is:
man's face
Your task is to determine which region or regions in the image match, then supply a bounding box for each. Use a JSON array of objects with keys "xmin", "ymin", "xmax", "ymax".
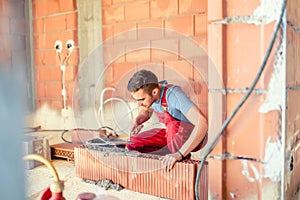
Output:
[{"xmin": 131, "ymin": 88, "xmax": 156, "ymax": 109}]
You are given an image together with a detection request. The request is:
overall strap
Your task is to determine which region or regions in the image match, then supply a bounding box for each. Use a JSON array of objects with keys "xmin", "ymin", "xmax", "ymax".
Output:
[{"xmin": 161, "ymin": 84, "xmax": 173, "ymax": 109}]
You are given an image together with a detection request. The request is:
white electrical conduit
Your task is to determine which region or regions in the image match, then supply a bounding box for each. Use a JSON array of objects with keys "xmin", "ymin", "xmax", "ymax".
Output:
[
  {"xmin": 55, "ymin": 40, "xmax": 74, "ymax": 110},
  {"xmin": 98, "ymin": 87, "xmax": 133, "ymax": 133}
]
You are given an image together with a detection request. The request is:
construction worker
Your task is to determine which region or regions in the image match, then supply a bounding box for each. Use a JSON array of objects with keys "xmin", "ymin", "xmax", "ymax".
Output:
[{"xmin": 126, "ymin": 69, "xmax": 208, "ymax": 171}]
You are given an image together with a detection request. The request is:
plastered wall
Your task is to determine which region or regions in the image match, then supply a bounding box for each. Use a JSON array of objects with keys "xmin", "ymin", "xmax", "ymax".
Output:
[{"xmin": 2, "ymin": 0, "xmax": 299, "ymax": 199}]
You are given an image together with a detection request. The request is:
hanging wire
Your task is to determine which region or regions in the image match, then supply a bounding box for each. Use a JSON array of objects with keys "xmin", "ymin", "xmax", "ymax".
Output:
[{"xmin": 195, "ymin": 0, "xmax": 288, "ymax": 199}]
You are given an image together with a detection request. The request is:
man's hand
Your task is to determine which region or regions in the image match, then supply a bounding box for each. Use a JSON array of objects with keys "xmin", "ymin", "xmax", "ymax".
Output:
[
  {"xmin": 130, "ymin": 123, "xmax": 144, "ymax": 135},
  {"xmin": 159, "ymin": 152, "xmax": 182, "ymax": 172}
]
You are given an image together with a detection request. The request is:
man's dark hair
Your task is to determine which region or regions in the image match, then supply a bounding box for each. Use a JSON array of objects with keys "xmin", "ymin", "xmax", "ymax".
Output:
[{"xmin": 127, "ymin": 69, "xmax": 159, "ymax": 94}]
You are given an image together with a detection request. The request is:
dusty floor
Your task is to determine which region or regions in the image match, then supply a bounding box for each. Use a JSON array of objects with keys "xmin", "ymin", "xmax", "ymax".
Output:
[
  {"xmin": 25, "ymin": 159, "xmax": 167, "ymax": 200},
  {"xmin": 24, "ymin": 130, "xmax": 169, "ymax": 200}
]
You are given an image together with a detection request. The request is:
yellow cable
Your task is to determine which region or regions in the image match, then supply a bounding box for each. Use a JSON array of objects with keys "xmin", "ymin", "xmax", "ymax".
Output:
[{"xmin": 23, "ymin": 154, "xmax": 60, "ymax": 182}]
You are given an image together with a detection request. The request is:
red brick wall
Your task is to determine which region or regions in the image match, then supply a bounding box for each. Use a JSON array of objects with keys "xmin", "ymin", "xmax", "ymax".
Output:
[
  {"xmin": 0, "ymin": 0, "xmax": 26, "ymax": 69},
  {"xmin": 286, "ymin": 0, "xmax": 300, "ymax": 199},
  {"xmin": 32, "ymin": 0, "xmax": 78, "ymax": 111},
  {"xmin": 102, "ymin": 0, "xmax": 209, "ymax": 117}
]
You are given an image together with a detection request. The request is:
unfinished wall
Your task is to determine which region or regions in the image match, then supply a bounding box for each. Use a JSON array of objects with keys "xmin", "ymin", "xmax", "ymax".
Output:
[
  {"xmin": 0, "ymin": 0, "xmax": 27, "ymax": 198},
  {"xmin": 208, "ymin": 0, "xmax": 299, "ymax": 199},
  {"xmin": 286, "ymin": 0, "xmax": 300, "ymax": 199},
  {"xmin": 0, "ymin": 0, "xmax": 30, "ymax": 108},
  {"xmin": 101, "ymin": 0, "xmax": 209, "ymax": 119},
  {"xmin": 29, "ymin": 0, "xmax": 79, "ymax": 129},
  {"xmin": 20, "ymin": 0, "xmax": 300, "ymax": 199}
]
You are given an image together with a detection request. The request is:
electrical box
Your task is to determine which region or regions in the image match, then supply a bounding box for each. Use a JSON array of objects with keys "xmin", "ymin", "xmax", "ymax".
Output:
[{"xmin": 23, "ymin": 135, "xmax": 50, "ymax": 170}]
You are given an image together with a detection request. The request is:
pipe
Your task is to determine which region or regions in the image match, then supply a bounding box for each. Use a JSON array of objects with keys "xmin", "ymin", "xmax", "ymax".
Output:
[
  {"xmin": 23, "ymin": 154, "xmax": 60, "ymax": 182},
  {"xmin": 98, "ymin": 88, "xmax": 133, "ymax": 132},
  {"xmin": 99, "ymin": 87, "xmax": 116, "ymax": 125},
  {"xmin": 23, "ymin": 154, "xmax": 65, "ymax": 200}
]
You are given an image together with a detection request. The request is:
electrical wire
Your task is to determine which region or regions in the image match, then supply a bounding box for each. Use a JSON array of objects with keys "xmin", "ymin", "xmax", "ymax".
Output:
[
  {"xmin": 23, "ymin": 154, "xmax": 60, "ymax": 182},
  {"xmin": 60, "ymin": 126, "xmax": 118, "ymax": 144},
  {"xmin": 61, "ymin": 130, "xmax": 72, "ymax": 143},
  {"xmin": 195, "ymin": 1, "xmax": 288, "ymax": 199}
]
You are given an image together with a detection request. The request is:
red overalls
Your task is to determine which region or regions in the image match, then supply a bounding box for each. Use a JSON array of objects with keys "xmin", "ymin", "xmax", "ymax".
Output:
[{"xmin": 126, "ymin": 85, "xmax": 206, "ymax": 155}]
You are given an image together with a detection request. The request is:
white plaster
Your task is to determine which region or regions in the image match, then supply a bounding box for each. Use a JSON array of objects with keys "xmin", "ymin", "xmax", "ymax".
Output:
[
  {"xmin": 259, "ymin": 41, "xmax": 285, "ymax": 113},
  {"xmin": 213, "ymin": 0, "xmax": 284, "ymax": 25},
  {"xmin": 230, "ymin": 192, "xmax": 236, "ymax": 198},
  {"xmin": 252, "ymin": 0, "xmax": 284, "ymax": 24},
  {"xmin": 263, "ymin": 136, "xmax": 282, "ymax": 182},
  {"xmin": 241, "ymin": 160, "xmax": 259, "ymax": 182},
  {"xmin": 26, "ymin": 104, "xmax": 76, "ymax": 130}
]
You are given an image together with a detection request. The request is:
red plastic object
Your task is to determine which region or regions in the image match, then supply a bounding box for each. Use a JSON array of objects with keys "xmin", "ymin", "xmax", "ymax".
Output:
[
  {"xmin": 76, "ymin": 192, "xmax": 97, "ymax": 200},
  {"xmin": 40, "ymin": 187, "xmax": 51, "ymax": 200},
  {"xmin": 40, "ymin": 187, "xmax": 66, "ymax": 200}
]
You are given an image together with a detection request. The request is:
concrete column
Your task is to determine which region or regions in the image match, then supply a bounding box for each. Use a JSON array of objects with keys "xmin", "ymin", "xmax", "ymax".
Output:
[{"xmin": 76, "ymin": 0, "xmax": 103, "ymax": 128}]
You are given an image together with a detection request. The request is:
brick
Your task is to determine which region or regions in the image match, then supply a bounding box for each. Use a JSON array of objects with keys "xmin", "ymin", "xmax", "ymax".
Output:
[
  {"xmin": 65, "ymin": 65, "xmax": 78, "ymax": 81},
  {"xmin": 286, "ymin": 25, "xmax": 297, "ymax": 86},
  {"xmin": 13, "ymin": 35, "xmax": 26, "ymax": 51},
  {"xmin": 34, "ymin": 18, "xmax": 45, "ymax": 34},
  {"xmin": 113, "ymin": 24, "xmax": 137, "ymax": 43},
  {"xmin": 195, "ymin": 13, "xmax": 208, "ymax": 36},
  {"xmin": 34, "ymin": 34, "xmax": 46, "ymax": 50},
  {"xmin": 195, "ymin": 82, "xmax": 208, "ymax": 104},
  {"xmin": 43, "ymin": 50, "xmax": 61, "ymax": 67},
  {"xmin": 192, "ymin": 36, "xmax": 208, "ymax": 52},
  {"xmin": 226, "ymin": 23, "xmax": 274, "ymax": 89},
  {"xmin": 10, "ymin": 18, "xmax": 26, "ymax": 35},
  {"xmin": 58, "ymin": 0, "xmax": 77, "ymax": 12},
  {"xmin": 226, "ymin": 0, "xmax": 260, "ymax": 16},
  {"xmin": 37, "ymin": 66, "xmax": 61, "ymax": 82},
  {"xmin": 102, "ymin": 5, "xmax": 124, "ymax": 25},
  {"xmin": 126, "ymin": 51, "xmax": 148, "ymax": 65},
  {"xmin": 34, "ymin": 51, "xmax": 44, "ymax": 67},
  {"xmin": 164, "ymin": 60, "xmax": 193, "ymax": 79},
  {"xmin": 34, "ymin": 0, "xmax": 60, "ymax": 17},
  {"xmin": 164, "ymin": 16, "xmax": 194, "ymax": 36},
  {"xmin": 11, "ymin": 50, "xmax": 26, "ymax": 68},
  {"xmin": 44, "ymin": 15, "xmax": 67, "ymax": 33},
  {"xmin": 179, "ymin": 0, "xmax": 207, "ymax": 14},
  {"xmin": 103, "ymin": 43, "xmax": 126, "ymax": 65},
  {"xmin": 137, "ymin": 19, "xmax": 164, "ymax": 40},
  {"xmin": 66, "ymin": 13, "xmax": 78, "ymax": 30},
  {"xmin": 104, "ymin": 64, "xmax": 114, "ymax": 83},
  {"xmin": 297, "ymin": 33, "xmax": 300, "ymax": 84},
  {"xmin": 193, "ymin": 57, "xmax": 208, "ymax": 82},
  {"xmin": 35, "ymin": 83, "xmax": 46, "ymax": 98},
  {"xmin": 125, "ymin": 1, "xmax": 150, "ymax": 22},
  {"xmin": 112, "ymin": 0, "xmax": 136, "ymax": 4},
  {"xmin": 179, "ymin": 37, "xmax": 207, "ymax": 60},
  {"xmin": 125, "ymin": 42, "xmax": 151, "ymax": 63},
  {"xmin": 151, "ymin": 38, "xmax": 179, "ymax": 61},
  {"xmin": 150, "ymin": 0, "xmax": 178, "ymax": 19},
  {"xmin": 45, "ymin": 83, "xmax": 62, "ymax": 98},
  {"xmin": 113, "ymin": 62, "xmax": 135, "ymax": 83},
  {"xmin": 33, "ymin": 0, "xmax": 76, "ymax": 18},
  {"xmin": 0, "ymin": 34, "xmax": 11, "ymax": 51},
  {"xmin": 0, "ymin": 0, "xmax": 10, "ymax": 17},
  {"xmin": 207, "ymin": 0, "xmax": 223, "ymax": 21},
  {"xmin": 102, "ymin": 26, "xmax": 114, "ymax": 41},
  {"xmin": 36, "ymin": 31, "xmax": 78, "ymax": 50},
  {"xmin": 0, "ymin": 49, "xmax": 12, "ymax": 68},
  {"xmin": 152, "ymin": 49, "xmax": 178, "ymax": 62},
  {"xmin": 2, "ymin": 1, "xmax": 25, "ymax": 18},
  {"xmin": 0, "ymin": 16, "xmax": 10, "ymax": 33},
  {"xmin": 65, "ymin": 48, "xmax": 79, "ymax": 66},
  {"xmin": 102, "ymin": 0, "xmax": 112, "ymax": 7}
]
